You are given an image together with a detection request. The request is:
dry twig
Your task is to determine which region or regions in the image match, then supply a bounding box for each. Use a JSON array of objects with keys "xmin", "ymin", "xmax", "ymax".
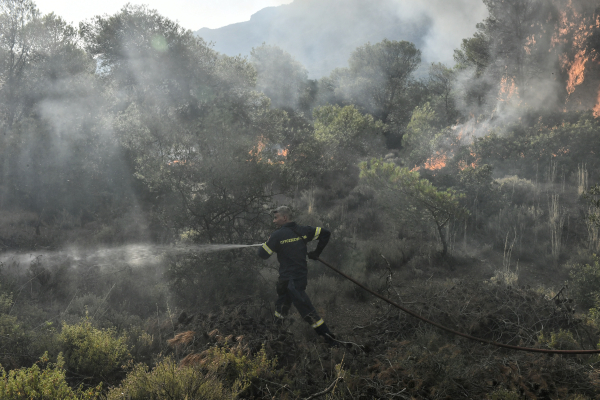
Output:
[{"xmin": 303, "ymin": 377, "xmax": 344, "ymax": 400}]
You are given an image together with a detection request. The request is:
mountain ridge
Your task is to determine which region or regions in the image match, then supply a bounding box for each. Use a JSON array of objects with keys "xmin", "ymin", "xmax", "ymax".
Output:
[{"xmin": 195, "ymin": 0, "xmax": 486, "ymax": 78}]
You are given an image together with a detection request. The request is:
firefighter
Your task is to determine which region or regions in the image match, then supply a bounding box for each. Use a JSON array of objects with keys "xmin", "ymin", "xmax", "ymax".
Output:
[{"xmin": 257, "ymin": 206, "xmax": 337, "ymax": 345}]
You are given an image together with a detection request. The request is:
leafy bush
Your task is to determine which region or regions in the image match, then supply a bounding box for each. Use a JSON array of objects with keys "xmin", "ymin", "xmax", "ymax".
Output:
[
  {"xmin": 538, "ymin": 329, "xmax": 579, "ymax": 350},
  {"xmin": 0, "ymin": 352, "xmax": 101, "ymax": 400},
  {"xmin": 204, "ymin": 344, "xmax": 277, "ymax": 392},
  {"xmin": 107, "ymin": 346, "xmax": 277, "ymax": 400},
  {"xmin": 59, "ymin": 317, "xmax": 131, "ymax": 385},
  {"xmin": 106, "ymin": 357, "xmax": 230, "ymax": 400},
  {"xmin": 569, "ymin": 255, "xmax": 600, "ymax": 309},
  {"xmin": 0, "ymin": 289, "xmax": 30, "ymax": 369}
]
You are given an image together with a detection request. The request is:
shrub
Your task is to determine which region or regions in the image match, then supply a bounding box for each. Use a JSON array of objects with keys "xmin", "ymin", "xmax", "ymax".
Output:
[
  {"xmin": 569, "ymin": 255, "xmax": 600, "ymax": 310},
  {"xmin": 106, "ymin": 357, "xmax": 230, "ymax": 400},
  {"xmin": 59, "ymin": 316, "xmax": 131, "ymax": 385},
  {"xmin": 538, "ymin": 329, "xmax": 579, "ymax": 350},
  {"xmin": 107, "ymin": 346, "xmax": 277, "ymax": 400},
  {"xmin": 0, "ymin": 290, "xmax": 30, "ymax": 369},
  {"xmin": 489, "ymin": 387, "xmax": 521, "ymax": 400},
  {"xmin": 0, "ymin": 352, "xmax": 101, "ymax": 400},
  {"xmin": 203, "ymin": 345, "xmax": 277, "ymax": 392}
]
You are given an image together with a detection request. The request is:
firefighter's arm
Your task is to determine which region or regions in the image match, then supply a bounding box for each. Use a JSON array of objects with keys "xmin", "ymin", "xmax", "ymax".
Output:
[
  {"xmin": 308, "ymin": 226, "xmax": 330, "ymax": 259},
  {"xmin": 258, "ymin": 235, "xmax": 278, "ymax": 259}
]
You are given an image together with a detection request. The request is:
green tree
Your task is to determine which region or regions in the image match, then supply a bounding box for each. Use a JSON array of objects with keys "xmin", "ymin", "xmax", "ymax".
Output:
[
  {"xmin": 336, "ymin": 39, "xmax": 421, "ymax": 123},
  {"xmin": 360, "ymin": 158, "xmax": 467, "ymax": 256},
  {"xmin": 401, "ymin": 103, "xmax": 446, "ymax": 167},
  {"xmin": 428, "ymin": 62, "xmax": 458, "ymax": 124},
  {"xmin": 585, "ymin": 185, "xmax": 600, "ymax": 227},
  {"xmin": 453, "ymin": 27, "xmax": 493, "ymax": 111},
  {"xmin": 83, "ymin": 5, "xmax": 285, "ymax": 244},
  {"xmin": 284, "ymin": 104, "xmax": 384, "ymax": 194},
  {"xmin": 250, "ymin": 43, "xmax": 309, "ymax": 110},
  {"xmin": 313, "ymin": 104, "xmax": 384, "ymax": 170},
  {"xmin": 0, "ymin": 0, "xmax": 39, "ymax": 128}
]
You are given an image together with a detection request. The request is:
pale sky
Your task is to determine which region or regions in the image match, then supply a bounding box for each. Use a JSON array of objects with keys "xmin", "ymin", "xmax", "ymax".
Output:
[{"xmin": 34, "ymin": 0, "xmax": 294, "ymax": 31}]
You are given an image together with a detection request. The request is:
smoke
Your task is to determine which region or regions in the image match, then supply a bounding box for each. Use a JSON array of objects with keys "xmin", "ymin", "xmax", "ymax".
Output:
[
  {"xmin": 196, "ymin": 0, "xmax": 488, "ymax": 78},
  {"xmin": 390, "ymin": 0, "xmax": 488, "ymax": 67},
  {"xmin": 447, "ymin": 0, "xmax": 600, "ymax": 143},
  {"xmin": 0, "ymin": 244, "xmax": 263, "ymax": 271}
]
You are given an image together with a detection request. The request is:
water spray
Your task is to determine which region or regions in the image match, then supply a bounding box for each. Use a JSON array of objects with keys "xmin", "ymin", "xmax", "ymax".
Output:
[{"xmin": 0, "ymin": 243, "xmax": 264, "ymax": 268}]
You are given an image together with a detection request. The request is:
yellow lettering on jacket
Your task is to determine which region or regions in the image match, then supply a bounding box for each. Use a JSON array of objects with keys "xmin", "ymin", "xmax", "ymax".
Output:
[{"xmin": 280, "ymin": 236, "xmax": 307, "ymax": 244}]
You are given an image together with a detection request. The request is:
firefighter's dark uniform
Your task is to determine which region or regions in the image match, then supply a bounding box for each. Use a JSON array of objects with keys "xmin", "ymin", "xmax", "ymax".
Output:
[{"xmin": 257, "ymin": 222, "xmax": 335, "ymax": 341}]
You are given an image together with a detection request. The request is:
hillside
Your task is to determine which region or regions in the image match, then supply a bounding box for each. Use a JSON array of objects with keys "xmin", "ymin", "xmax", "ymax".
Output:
[{"xmin": 195, "ymin": 0, "xmax": 487, "ymax": 77}]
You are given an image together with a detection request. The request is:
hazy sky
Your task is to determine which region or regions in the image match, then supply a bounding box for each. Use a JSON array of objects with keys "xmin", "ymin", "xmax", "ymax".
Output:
[{"xmin": 34, "ymin": 0, "xmax": 294, "ymax": 30}]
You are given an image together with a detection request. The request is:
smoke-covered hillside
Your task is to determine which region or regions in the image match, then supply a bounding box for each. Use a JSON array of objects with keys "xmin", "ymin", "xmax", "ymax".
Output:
[
  {"xmin": 2, "ymin": 0, "xmax": 600, "ymax": 399},
  {"xmin": 195, "ymin": 0, "xmax": 488, "ymax": 77}
]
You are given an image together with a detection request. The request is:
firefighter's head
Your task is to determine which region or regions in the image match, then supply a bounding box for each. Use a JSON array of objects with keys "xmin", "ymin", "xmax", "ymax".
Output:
[{"xmin": 272, "ymin": 206, "xmax": 293, "ymax": 227}]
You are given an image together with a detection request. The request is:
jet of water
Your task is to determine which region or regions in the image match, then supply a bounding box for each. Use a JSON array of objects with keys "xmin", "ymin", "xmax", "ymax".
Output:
[{"xmin": 0, "ymin": 243, "xmax": 264, "ymax": 268}]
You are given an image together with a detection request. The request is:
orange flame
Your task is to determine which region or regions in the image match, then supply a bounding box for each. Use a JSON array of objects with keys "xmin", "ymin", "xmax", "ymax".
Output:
[
  {"xmin": 423, "ymin": 152, "xmax": 448, "ymax": 171},
  {"xmin": 552, "ymin": 147, "xmax": 570, "ymax": 157},
  {"xmin": 555, "ymin": 1, "xmax": 599, "ymax": 102},
  {"xmin": 593, "ymin": 86, "xmax": 600, "ymax": 118},
  {"xmin": 277, "ymin": 148, "xmax": 288, "ymax": 157},
  {"xmin": 566, "ymin": 50, "xmax": 589, "ymax": 96},
  {"xmin": 498, "ymin": 76, "xmax": 519, "ymax": 102},
  {"xmin": 524, "ymin": 35, "xmax": 536, "ymax": 56},
  {"xmin": 457, "ymin": 151, "xmax": 480, "ymax": 171},
  {"xmin": 167, "ymin": 159, "xmax": 186, "ymax": 166}
]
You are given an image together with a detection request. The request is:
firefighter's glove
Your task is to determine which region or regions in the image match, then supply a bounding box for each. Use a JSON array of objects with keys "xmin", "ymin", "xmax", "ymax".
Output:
[{"xmin": 307, "ymin": 251, "xmax": 320, "ymax": 260}]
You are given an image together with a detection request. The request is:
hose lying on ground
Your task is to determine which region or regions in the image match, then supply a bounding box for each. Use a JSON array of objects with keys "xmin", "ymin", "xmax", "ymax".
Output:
[{"xmin": 316, "ymin": 257, "xmax": 600, "ymax": 355}]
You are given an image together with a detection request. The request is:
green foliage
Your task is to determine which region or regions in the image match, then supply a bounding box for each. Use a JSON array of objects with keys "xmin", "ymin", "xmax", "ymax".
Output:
[
  {"xmin": 488, "ymin": 387, "xmax": 521, "ymax": 400},
  {"xmin": 205, "ymin": 344, "xmax": 277, "ymax": 391},
  {"xmin": 59, "ymin": 317, "xmax": 131, "ymax": 384},
  {"xmin": 360, "ymin": 158, "xmax": 468, "ymax": 255},
  {"xmin": 251, "ymin": 44, "xmax": 309, "ymax": 110},
  {"xmin": 311, "ymin": 104, "xmax": 384, "ymax": 172},
  {"xmin": 584, "ymin": 185, "xmax": 600, "ymax": 227},
  {"xmin": 0, "ymin": 352, "xmax": 101, "ymax": 400},
  {"xmin": 469, "ymin": 113, "xmax": 600, "ymax": 181},
  {"xmin": 106, "ymin": 346, "xmax": 276, "ymax": 400},
  {"xmin": 402, "ymin": 103, "xmax": 446, "ymax": 166},
  {"xmin": 84, "ymin": 5, "xmax": 286, "ymax": 244},
  {"xmin": 333, "ymin": 39, "xmax": 421, "ymax": 127},
  {"xmin": 454, "ymin": 30, "xmax": 490, "ymax": 76},
  {"xmin": 427, "ymin": 63, "xmax": 458, "ymax": 125},
  {"xmin": 569, "ymin": 255, "xmax": 600, "ymax": 310},
  {"xmin": 538, "ymin": 329, "xmax": 579, "ymax": 350},
  {"xmin": 0, "ymin": 289, "xmax": 29, "ymax": 369},
  {"xmin": 106, "ymin": 357, "xmax": 230, "ymax": 400}
]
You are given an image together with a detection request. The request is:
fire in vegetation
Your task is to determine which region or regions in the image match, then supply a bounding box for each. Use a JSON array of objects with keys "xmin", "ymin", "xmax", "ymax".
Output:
[
  {"xmin": 565, "ymin": 50, "xmax": 590, "ymax": 97},
  {"xmin": 498, "ymin": 76, "xmax": 519, "ymax": 104},
  {"xmin": 554, "ymin": 0, "xmax": 600, "ymax": 107},
  {"xmin": 249, "ymin": 137, "xmax": 287, "ymax": 164},
  {"xmin": 423, "ymin": 151, "xmax": 448, "ymax": 171},
  {"xmin": 594, "ymin": 87, "xmax": 600, "ymax": 118}
]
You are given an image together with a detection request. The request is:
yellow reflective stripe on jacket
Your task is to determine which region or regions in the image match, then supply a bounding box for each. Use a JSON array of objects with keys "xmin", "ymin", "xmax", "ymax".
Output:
[
  {"xmin": 311, "ymin": 318, "xmax": 324, "ymax": 328},
  {"xmin": 313, "ymin": 227, "xmax": 321, "ymax": 240},
  {"xmin": 262, "ymin": 243, "xmax": 273, "ymax": 255},
  {"xmin": 274, "ymin": 311, "xmax": 284, "ymax": 319}
]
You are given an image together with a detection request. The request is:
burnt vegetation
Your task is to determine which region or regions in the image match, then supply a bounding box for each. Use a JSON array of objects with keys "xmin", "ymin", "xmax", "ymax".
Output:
[{"xmin": 2, "ymin": 0, "xmax": 600, "ymax": 398}]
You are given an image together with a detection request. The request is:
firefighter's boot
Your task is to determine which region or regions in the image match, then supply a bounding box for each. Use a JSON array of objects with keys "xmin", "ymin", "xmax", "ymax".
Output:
[{"xmin": 314, "ymin": 321, "xmax": 338, "ymax": 346}]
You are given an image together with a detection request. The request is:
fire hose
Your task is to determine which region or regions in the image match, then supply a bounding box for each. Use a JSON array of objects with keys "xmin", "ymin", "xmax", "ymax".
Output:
[{"xmin": 316, "ymin": 257, "xmax": 600, "ymax": 354}]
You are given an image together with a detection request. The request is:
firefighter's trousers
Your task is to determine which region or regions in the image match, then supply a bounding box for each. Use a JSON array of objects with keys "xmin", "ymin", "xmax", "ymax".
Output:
[{"xmin": 274, "ymin": 277, "xmax": 322, "ymax": 326}]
